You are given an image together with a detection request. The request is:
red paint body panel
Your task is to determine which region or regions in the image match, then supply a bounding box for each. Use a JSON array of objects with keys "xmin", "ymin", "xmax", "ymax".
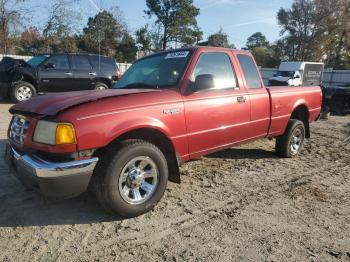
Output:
[
  {"xmin": 267, "ymin": 86, "xmax": 322, "ymax": 136},
  {"xmin": 8, "ymin": 47, "xmax": 322, "ymax": 162},
  {"xmin": 9, "ymin": 89, "xmax": 159, "ymax": 116}
]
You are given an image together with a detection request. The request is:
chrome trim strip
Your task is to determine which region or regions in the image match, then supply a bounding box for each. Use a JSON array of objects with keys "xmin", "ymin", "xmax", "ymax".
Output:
[
  {"xmin": 271, "ymin": 114, "xmax": 291, "ymax": 120},
  {"xmin": 77, "ymin": 102, "xmax": 184, "ymax": 121}
]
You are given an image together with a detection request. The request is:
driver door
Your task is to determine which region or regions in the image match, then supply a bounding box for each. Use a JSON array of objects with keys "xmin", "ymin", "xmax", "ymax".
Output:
[{"xmin": 182, "ymin": 51, "xmax": 251, "ymax": 158}]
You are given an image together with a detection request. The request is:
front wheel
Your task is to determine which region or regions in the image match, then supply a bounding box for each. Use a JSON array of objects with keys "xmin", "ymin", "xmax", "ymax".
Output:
[
  {"xmin": 93, "ymin": 140, "xmax": 168, "ymax": 218},
  {"xmin": 276, "ymin": 119, "xmax": 305, "ymax": 158},
  {"xmin": 10, "ymin": 81, "xmax": 36, "ymax": 103}
]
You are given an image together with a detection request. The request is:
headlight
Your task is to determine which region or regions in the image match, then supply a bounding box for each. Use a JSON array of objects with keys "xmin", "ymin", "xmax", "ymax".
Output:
[{"xmin": 33, "ymin": 121, "xmax": 77, "ymax": 145}]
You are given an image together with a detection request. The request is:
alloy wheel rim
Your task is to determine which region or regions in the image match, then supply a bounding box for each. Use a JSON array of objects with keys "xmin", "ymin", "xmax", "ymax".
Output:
[
  {"xmin": 96, "ymin": 86, "xmax": 106, "ymax": 90},
  {"xmin": 118, "ymin": 156, "xmax": 159, "ymax": 205},
  {"xmin": 290, "ymin": 127, "xmax": 303, "ymax": 154},
  {"xmin": 16, "ymin": 86, "xmax": 32, "ymax": 101}
]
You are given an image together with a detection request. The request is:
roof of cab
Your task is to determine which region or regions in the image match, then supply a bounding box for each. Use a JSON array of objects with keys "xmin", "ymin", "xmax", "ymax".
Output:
[{"xmin": 138, "ymin": 46, "xmax": 252, "ymax": 61}]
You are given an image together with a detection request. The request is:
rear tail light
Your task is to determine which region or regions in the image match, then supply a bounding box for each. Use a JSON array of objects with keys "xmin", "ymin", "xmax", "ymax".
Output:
[{"xmin": 114, "ymin": 69, "xmax": 121, "ymax": 81}]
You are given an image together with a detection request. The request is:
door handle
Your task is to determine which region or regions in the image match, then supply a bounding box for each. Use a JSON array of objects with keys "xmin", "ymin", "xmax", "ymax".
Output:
[
  {"xmin": 64, "ymin": 72, "xmax": 72, "ymax": 76},
  {"xmin": 89, "ymin": 72, "xmax": 96, "ymax": 76},
  {"xmin": 237, "ymin": 96, "xmax": 247, "ymax": 103}
]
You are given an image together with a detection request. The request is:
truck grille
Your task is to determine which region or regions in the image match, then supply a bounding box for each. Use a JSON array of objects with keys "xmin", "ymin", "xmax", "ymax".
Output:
[{"xmin": 9, "ymin": 115, "xmax": 29, "ymax": 144}]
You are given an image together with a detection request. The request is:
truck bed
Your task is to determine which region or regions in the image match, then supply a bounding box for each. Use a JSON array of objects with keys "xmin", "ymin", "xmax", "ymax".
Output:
[{"xmin": 267, "ymin": 86, "xmax": 322, "ymax": 137}]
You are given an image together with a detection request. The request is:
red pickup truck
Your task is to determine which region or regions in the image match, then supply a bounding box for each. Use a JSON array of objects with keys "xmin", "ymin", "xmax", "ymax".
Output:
[{"xmin": 5, "ymin": 47, "xmax": 322, "ymax": 217}]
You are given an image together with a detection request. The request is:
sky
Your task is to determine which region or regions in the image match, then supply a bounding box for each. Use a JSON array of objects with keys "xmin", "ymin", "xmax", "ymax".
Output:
[{"xmin": 27, "ymin": 0, "xmax": 294, "ymax": 48}]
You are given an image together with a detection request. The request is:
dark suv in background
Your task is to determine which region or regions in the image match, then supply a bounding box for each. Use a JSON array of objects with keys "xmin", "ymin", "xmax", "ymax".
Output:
[{"xmin": 0, "ymin": 54, "xmax": 121, "ymax": 103}]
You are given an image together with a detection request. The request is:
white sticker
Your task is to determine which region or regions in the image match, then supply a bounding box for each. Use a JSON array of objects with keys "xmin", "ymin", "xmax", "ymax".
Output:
[{"xmin": 165, "ymin": 51, "xmax": 190, "ymax": 59}]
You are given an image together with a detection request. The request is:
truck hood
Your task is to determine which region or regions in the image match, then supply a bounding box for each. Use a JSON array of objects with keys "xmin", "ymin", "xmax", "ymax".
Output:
[{"xmin": 10, "ymin": 89, "xmax": 159, "ymax": 116}]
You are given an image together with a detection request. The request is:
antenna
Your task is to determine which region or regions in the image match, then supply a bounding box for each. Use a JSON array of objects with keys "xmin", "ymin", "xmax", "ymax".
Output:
[
  {"xmin": 98, "ymin": 12, "xmax": 101, "ymax": 71},
  {"xmin": 88, "ymin": 0, "xmax": 102, "ymax": 71},
  {"xmin": 98, "ymin": 0, "xmax": 101, "ymax": 71}
]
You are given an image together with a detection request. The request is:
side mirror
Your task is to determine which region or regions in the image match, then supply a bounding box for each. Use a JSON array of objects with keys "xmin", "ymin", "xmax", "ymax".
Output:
[
  {"xmin": 44, "ymin": 63, "xmax": 55, "ymax": 69},
  {"xmin": 194, "ymin": 74, "xmax": 215, "ymax": 91}
]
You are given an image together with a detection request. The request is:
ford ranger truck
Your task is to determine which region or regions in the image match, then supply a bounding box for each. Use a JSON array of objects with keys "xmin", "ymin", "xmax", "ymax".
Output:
[{"xmin": 5, "ymin": 47, "xmax": 322, "ymax": 218}]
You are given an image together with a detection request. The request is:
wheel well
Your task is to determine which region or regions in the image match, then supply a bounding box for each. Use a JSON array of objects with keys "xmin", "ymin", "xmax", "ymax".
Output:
[
  {"xmin": 95, "ymin": 78, "xmax": 112, "ymax": 88},
  {"xmin": 95, "ymin": 128, "xmax": 181, "ymax": 183},
  {"xmin": 291, "ymin": 105, "xmax": 310, "ymax": 138},
  {"xmin": 21, "ymin": 75, "xmax": 36, "ymax": 89}
]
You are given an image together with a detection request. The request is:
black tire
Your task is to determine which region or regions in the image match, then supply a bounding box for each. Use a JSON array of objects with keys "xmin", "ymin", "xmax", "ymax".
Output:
[
  {"xmin": 94, "ymin": 82, "xmax": 109, "ymax": 90},
  {"xmin": 10, "ymin": 81, "xmax": 36, "ymax": 103},
  {"xmin": 94, "ymin": 139, "xmax": 168, "ymax": 218},
  {"xmin": 276, "ymin": 119, "xmax": 305, "ymax": 158}
]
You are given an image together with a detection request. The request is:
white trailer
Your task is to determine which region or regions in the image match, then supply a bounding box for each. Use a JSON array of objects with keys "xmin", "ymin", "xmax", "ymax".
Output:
[{"xmin": 269, "ymin": 61, "xmax": 324, "ymax": 87}]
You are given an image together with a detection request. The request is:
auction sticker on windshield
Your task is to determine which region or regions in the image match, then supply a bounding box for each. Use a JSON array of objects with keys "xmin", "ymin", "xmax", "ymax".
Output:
[{"xmin": 165, "ymin": 51, "xmax": 190, "ymax": 59}]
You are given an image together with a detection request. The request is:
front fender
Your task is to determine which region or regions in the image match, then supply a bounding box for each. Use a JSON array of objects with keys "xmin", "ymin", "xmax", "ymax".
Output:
[{"xmin": 107, "ymin": 116, "xmax": 173, "ymax": 145}]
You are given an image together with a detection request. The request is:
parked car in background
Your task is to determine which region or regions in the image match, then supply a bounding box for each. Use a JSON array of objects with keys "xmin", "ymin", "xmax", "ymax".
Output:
[
  {"xmin": 323, "ymin": 84, "xmax": 350, "ymax": 114},
  {"xmin": 5, "ymin": 47, "xmax": 322, "ymax": 218},
  {"xmin": 0, "ymin": 54, "xmax": 121, "ymax": 103},
  {"xmin": 269, "ymin": 62, "xmax": 324, "ymax": 87}
]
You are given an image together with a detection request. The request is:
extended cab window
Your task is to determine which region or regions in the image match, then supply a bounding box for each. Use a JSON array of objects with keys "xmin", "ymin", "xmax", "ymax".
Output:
[
  {"xmin": 237, "ymin": 54, "xmax": 261, "ymax": 89},
  {"xmin": 71, "ymin": 56, "xmax": 91, "ymax": 70},
  {"xmin": 193, "ymin": 52, "xmax": 238, "ymax": 89},
  {"xmin": 46, "ymin": 55, "xmax": 70, "ymax": 70}
]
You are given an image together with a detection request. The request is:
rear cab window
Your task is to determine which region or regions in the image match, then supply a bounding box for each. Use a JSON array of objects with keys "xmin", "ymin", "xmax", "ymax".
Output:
[{"xmin": 237, "ymin": 54, "xmax": 262, "ymax": 89}]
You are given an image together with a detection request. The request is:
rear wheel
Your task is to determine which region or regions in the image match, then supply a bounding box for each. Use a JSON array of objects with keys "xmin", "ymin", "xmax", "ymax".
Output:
[
  {"xmin": 94, "ymin": 139, "xmax": 168, "ymax": 218},
  {"xmin": 10, "ymin": 81, "xmax": 36, "ymax": 103},
  {"xmin": 276, "ymin": 119, "xmax": 305, "ymax": 158},
  {"xmin": 94, "ymin": 82, "xmax": 109, "ymax": 90}
]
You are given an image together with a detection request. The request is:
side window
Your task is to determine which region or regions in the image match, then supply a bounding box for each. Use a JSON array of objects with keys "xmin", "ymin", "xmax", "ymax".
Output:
[
  {"xmin": 193, "ymin": 52, "xmax": 238, "ymax": 89},
  {"xmin": 71, "ymin": 56, "xmax": 92, "ymax": 70},
  {"xmin": 237, "ymin": 54, "xmax": 261, "ymax": 89},
  {"xmin": 47, "ymin": 55, "xmax": 69, "ymax": 70},
  {"xmin": 90, "ymin": 56, "xmax": 116, "ymax": 71}
]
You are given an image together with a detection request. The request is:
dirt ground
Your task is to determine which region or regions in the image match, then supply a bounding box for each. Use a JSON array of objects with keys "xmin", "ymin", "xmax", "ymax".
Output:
[{"xmin": 0, "ymin": 100, "xmax": 349, "ymax": 262}]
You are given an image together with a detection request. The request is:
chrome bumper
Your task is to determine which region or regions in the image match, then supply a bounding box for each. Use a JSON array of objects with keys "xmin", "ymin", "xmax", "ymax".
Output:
[{"xmin": 5, "ymin": 143, "xmax": 99, "ymax": 198}]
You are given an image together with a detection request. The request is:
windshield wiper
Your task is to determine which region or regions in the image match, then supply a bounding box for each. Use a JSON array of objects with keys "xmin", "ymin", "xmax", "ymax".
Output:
[{"xmin": 121, "ymin": 83, "xmax": 158, "ymax": 89}]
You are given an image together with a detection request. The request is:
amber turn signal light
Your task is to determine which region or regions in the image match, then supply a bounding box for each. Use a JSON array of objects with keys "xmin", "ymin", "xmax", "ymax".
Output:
[{"xmin": 55, "ymin": 123, "xmax": 77, "ymax": 145}]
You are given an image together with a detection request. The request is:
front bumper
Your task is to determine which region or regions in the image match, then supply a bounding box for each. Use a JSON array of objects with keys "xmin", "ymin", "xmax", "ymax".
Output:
[
  {"xmin": 4, "ymin": 143, "xmax": 99, "ymax": 198},
  {"xmin": 0, "ymin": 82, "xmax": 10, "ymax": 98}
]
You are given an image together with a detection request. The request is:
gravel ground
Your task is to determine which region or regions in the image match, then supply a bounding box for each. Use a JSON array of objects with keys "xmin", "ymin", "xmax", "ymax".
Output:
[{"xmin": 0, "ymin": 100, "xmax": 349, "ymax": 262}]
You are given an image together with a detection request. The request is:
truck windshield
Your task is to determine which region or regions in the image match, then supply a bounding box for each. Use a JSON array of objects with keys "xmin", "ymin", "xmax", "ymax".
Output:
[
  {"xmin": 114, "ymin": 50, "xmax": 191, "ymax": 89},
  {"xmin": 276, "ymin": 71, "xmax": 295, "ymax": 78},
  {"xmin": 27, "ymin": 55, "xmax": 50, "ymax": 66}
]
